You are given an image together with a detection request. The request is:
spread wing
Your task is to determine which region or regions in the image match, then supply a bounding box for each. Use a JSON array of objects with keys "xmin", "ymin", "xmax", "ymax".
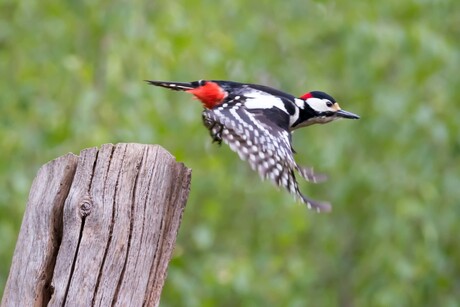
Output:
[{"xmin": 202, "ymin": 95, "xmax": 331, "ymax": 212}]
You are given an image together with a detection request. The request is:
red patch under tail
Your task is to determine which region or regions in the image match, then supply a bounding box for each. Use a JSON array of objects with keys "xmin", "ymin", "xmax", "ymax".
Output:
[{"xmin": 187, "ymin": 81, "xmax": 227, "ymax": 109}]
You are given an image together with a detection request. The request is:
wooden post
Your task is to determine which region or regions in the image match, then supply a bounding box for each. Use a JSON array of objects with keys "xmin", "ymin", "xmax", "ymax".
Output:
[{"xmin": 1, "ymin": 143, "xmax": 191, "ymax": 307}]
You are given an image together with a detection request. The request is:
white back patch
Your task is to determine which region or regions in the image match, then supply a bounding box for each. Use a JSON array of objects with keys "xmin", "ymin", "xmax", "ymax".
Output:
[
  {"xmin": 289, "ymin": 105, "xmax": 299, "ymax": 127},
  {"xmin": 294, "ymin": 98, "xmax": 305, "ymax": 109},
  {"xmin": 244, "ymin": 91, "xmax": 288, "ymax": 113}
]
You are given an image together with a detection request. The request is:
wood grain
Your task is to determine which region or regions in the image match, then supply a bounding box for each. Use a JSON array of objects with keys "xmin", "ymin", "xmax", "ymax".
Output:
[{"xmin": 1, "ymin": 144, "xmax": 191, "ymax": 307}]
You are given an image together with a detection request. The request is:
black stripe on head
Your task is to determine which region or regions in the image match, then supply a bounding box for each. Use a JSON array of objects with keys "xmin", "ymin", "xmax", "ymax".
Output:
[{"xmin": 309, "ymin": 91, "xmax": 336, "ymax": 103}]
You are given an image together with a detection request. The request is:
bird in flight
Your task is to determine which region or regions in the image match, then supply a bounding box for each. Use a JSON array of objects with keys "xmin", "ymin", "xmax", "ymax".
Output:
[{"xmin": 147, "ymin": 79, "xmax": 359, "ymax": 212}]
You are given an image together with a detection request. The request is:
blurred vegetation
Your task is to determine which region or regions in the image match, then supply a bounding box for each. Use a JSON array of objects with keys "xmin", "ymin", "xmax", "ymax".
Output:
[{"xmin": 1, "ymin": 0, "xmax": 459, "ymax": 305}]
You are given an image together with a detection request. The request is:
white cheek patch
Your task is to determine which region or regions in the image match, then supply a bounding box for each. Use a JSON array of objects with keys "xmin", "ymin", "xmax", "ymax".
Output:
[{"xmin": 308, "ymin": 98, "xmax": 331, "ymax": 112}]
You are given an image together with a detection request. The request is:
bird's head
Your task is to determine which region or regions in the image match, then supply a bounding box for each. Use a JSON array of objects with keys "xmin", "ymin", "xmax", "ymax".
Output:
[{"xmin": 299, "ymin": 91, "xmax": 360, "ymax": 126}]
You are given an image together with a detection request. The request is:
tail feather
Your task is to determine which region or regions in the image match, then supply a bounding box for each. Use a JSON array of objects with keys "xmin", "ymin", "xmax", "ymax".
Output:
[
  {"xmin": 296, "ymin": 165, "xmax": 328, "ymax": 183},
  {"xmin": 297, "ymin": 190, "xmax": 332, "ymax": 213},
  {"xmin": 145, "ymin": 80, "xmax": 196, "ymax": 91}
]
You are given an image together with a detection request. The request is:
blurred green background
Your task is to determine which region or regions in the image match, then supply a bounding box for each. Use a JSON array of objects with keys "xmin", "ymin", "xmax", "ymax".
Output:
[{"xmin": 1, "ymin": 0, "xmax": 459, "ymax": 305}]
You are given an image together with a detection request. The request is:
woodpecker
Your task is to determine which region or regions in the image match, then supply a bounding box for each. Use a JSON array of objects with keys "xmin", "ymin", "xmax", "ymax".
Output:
[{"xmin": 146, "ymin": 79, "xmax": 359, "ymax": 212}]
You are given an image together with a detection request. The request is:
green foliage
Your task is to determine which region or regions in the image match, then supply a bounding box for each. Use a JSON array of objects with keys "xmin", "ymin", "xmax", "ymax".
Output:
[{"xmin": 1, "ymin": 0, "xmax": 459, "ymax": 305}]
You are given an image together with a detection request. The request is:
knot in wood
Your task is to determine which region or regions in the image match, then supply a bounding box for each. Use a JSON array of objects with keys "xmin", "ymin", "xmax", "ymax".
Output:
[{"xmin": 79, "ymin": 196, "xmax": 93, "ymax": 217}]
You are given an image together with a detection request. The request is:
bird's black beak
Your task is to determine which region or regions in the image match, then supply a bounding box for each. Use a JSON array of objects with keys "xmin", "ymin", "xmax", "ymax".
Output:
[{"xmin": 335, "ymin": 109, "xmax": 360, "ymax": 119}]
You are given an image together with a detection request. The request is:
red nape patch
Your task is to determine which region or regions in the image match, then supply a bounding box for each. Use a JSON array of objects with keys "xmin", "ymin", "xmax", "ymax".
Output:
[
  {"xmin": 186, "ymin": 81, "xmax": 227, "ymax": 109},
  {"xmin": 300, "ymin": 92, "xmax": 313, "ymax": 100}
]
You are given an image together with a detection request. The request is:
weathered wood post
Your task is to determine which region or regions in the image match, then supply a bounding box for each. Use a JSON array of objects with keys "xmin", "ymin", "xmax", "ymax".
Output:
[{"xmin": 1, "ymin": 143, "xmax": 191, "ymax": 307}]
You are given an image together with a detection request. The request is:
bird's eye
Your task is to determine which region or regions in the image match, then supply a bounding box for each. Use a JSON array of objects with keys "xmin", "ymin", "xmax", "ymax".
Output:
[{"xmin": 326, "ymin": 101, "xmax": 333, "ymax": 107}]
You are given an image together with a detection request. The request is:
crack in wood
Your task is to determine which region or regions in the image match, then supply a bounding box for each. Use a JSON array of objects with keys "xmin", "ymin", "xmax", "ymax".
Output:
[
  {"xmin": 92, "ymin": 144, "xmax": 126, "ymax": 306},
  {"xmin": 112, "ymin": 145, "xmax": 144, "ymax": 305},
  {"xmin": 91, "ymin": 144, "xmax": 116, "ymax": 306},
  {"xmin": 62, "ymin": 214, "xmax": 86, "ymax": 305},
  {"xmin": 41, "ymin": 157, "xmax": 78, "ymax": 306}
]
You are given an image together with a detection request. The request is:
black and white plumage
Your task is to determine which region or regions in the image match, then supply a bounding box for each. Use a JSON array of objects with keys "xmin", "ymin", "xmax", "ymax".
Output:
[{"xmin": 146, "ymin": 79, "xmax": 360, "ymax": 212}]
